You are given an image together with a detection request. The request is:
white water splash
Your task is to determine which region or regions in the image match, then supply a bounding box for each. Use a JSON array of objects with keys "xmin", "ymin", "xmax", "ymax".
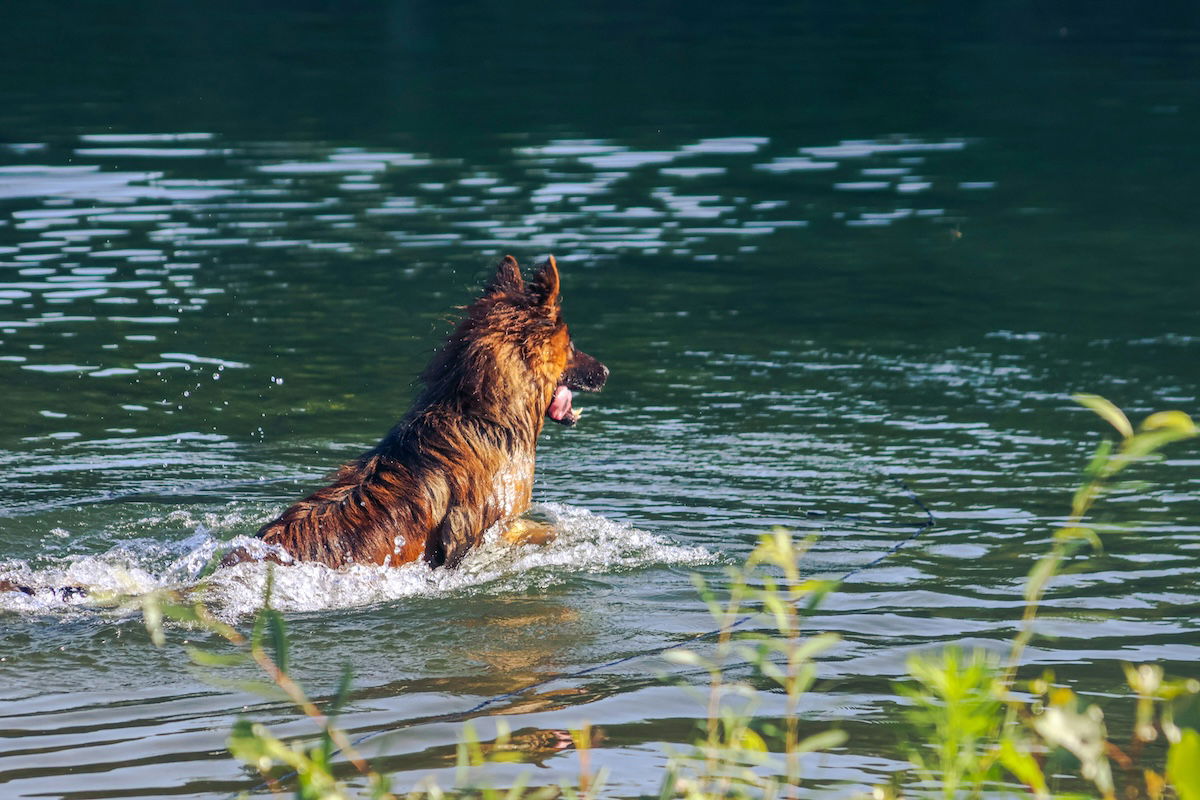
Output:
[
  {"xmin": 0, "ymin": 530, "xmax": 222, "ymax": 614},
  {"xmin": 0, "ymin": 503, "xmax": 713, "ymax": 618},
  {"xmin": 206, "ymin": 503, "xmax": 713, "ymax": 616}
]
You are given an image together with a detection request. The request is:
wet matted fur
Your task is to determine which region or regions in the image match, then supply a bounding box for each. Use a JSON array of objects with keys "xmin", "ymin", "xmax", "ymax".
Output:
[{"xmin": 225, "ymin": 255, "xmax": 607, "ymax": 570}]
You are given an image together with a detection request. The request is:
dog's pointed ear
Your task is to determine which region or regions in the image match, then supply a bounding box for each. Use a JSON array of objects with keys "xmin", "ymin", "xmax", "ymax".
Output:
[
  {"xmin": 529, "ymin": 255, "xmax": 560, "ymax": 308},
  {"xmin": 486, "ymin": 255, "xmax": 524, "ymax": 295}
]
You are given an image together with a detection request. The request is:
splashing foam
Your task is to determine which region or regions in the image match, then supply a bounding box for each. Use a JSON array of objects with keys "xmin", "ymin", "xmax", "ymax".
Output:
[
  {"xmin": 0, "ymin": 531, "xmax": 223, "ymax": 614},
  {"xmin": 206, "ymin": 503, "xmax": 712, "ymax": 616},
  {"xmin": 0, "ymin": 504, "xmax": 713, "ymax": 618}
]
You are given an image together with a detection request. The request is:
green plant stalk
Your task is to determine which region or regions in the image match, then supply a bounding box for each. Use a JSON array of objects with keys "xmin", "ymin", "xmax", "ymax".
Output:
[
  {"xmin": 783, "ymin": 598, "xmax": 801, "ymax": 794},
  {"xmin": 773, "ymin": 538, "xmax": 805, "ymax": 793},
  {"xmin": 1002, "ymin": 398, "xmax": 1196, "ymax": 692},
  {"xmin": 704, "ymin": 570, "xmax": 745, "ymax": 799},
  {"xmin": 197, "ymin": 598, "xmax": 378, "ymax": 783},
  {"xmin": 891, "ymin": 396, "xmax": 1196, "ymax": 800},
  {"xmin": 146, "ymin": 585, "xmax": 391, "ymax": 798},
  {"xmin": 993, "ymin": 396, "xmax": 1196, "ymax": 799}
]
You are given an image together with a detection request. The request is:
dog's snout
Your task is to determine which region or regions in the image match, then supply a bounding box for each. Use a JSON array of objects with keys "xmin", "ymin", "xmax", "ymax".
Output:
[{"xmin": 563, "ymin": 348, "xmax": 608, "ymax": 392}]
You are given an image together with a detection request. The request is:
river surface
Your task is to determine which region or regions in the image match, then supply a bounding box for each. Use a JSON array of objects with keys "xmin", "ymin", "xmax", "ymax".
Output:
[{"xmin": 2, "ymin": 3, "xmax": 1199, "ymax": 798}]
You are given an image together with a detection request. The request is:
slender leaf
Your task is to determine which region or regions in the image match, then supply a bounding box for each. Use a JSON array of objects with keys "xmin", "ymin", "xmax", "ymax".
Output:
[
  {"xmin": 761, "ymin": 592, "xmax": 790, "ymax": 636},
  {"xmin": 789, "ymin": 632, "xmax": 840, "ymax": 664},
  {"xmin": 186, "ymin": 646, "xmax": 248, "ymax": 668},
  {"xmin": 160, "ymin": 600, "xmax": 202, "ymax": 624},
  {"xmin": 1073, "ymin": 394, "xmax": 1133, "ymax": 440},
  {"xmin": 657, "ymin": 764, "xmax": 679, "ymax": 800},
  {"xmin": 793, "ymin": 729, "xmax": 848, "ymax": 755},
  {"xmin": 1053, "ymin": 526, "xmax": 1102, "ymax": 551},
  {"xmin": 1120, "ymin": 429, "xmax": 1196, "ymax": 462},
  {"xmin": 998, "ymin": 738, "xmax": 1049, "ymax": 799},
  {"xmin": 142, "ymin": 593, "xmax": 165, "ymax": 648},
  {"xmin": 1024, "ymin": 554, "xmax": 1060, "ymax": 603},
  {"xmin": 1141, "ymin": 410, "xmax": 1197, "ymax": 435},
  {"xmin": 250, "ymin": 603, "xmax": 266, "ymax": 653},
  {"xmin": 206, "ymin": 675, "xmax": 291, "ymax": 701},
  {"xmin": 1082, "ymin": 438, "xmax": 1114, "ymax": 479},
  {"xmin": 267, "ymin": 609, "xmax": 289, "ymax": 675}
]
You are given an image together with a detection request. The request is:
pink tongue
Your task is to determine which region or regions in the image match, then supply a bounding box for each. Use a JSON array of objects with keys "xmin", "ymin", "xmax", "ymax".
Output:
[{"xmin": 548, "ymin": 386, "xmax": 573, "ymax": 420}]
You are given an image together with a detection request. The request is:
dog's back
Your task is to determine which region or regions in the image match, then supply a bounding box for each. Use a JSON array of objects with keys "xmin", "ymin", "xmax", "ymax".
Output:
[
  {"xmin": 254, "ymin": 415, "xmax": 535, "ymax": 569},
  {"xmin": 232, "ymin": 255, "xmax": 607, "ymax": 570}
]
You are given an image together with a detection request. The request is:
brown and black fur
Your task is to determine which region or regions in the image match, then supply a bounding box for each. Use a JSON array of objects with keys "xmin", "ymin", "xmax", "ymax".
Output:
[{"xmin": 224, "ymin": 255, "xmax": 607, "ymax": 570}]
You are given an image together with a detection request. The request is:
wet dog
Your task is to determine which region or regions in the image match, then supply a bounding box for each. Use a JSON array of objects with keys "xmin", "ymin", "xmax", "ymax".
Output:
[{"xmin": 223, "ymin": 254, "xmax": 607, "ymax": 570}]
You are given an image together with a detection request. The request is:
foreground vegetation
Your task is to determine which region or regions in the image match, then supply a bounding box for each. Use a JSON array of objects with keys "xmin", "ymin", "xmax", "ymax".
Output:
[{"xmin": 139, "ymin": 395, "xmax": 1200, "ymax": 799}]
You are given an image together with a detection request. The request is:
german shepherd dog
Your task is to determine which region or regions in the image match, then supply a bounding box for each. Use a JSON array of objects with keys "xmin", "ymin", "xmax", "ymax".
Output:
[
  {"xmin": 222, "ymin": 254, "xmax": 607, "ymax": 570},
  {"xmin": 1, "ymin": 255, "xmax": 603, "ymax": 598}
]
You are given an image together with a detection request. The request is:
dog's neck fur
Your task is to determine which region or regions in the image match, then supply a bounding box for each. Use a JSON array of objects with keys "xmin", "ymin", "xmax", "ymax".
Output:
[{"xmin": 377, "ymin": 292, "xmax": 554, "ymax": 477}]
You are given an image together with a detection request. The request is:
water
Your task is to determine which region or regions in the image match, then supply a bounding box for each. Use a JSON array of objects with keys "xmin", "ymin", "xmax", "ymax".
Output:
[{"xmin": 2, "ymin": 2, "xmax": 1199, "ymax": 797}]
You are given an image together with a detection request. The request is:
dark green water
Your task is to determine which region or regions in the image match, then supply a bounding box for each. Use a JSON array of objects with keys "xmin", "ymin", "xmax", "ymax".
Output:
[{"xmin": 2, "ymin": 3, "xmax": 1199, "ymax": 797}]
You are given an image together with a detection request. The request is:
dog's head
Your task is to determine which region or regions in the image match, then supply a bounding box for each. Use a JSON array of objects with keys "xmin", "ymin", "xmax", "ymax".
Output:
[
  {"xmin": 429, "ymin": 255, "xmax": 607, "ymax": 429},
  {"xmin": 486, "ymin": 254, "xmax": 608, "ymax": 427}
]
